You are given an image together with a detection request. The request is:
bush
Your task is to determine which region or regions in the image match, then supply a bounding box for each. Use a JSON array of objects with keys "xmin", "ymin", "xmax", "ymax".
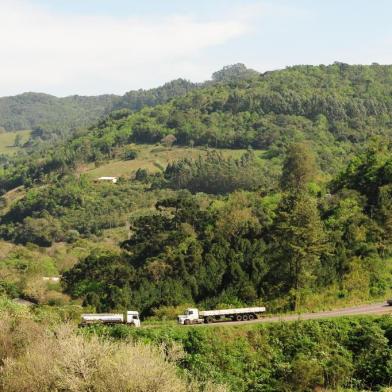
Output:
[
  {"xmin": 0, "ymin": 322, "xmax": 211, "ymax": 392},
  {"xmin": 161, "ymin": 134, "xmax": 177, "ymax": 148},
  {"xmin": 0, "ymin": 302, "xmax": 44, "ymax": 363},
  {"xmin": 15, "ymin": 216, "xmax": 62, "ymax": 247},
  {"xmin": 123, "ymin": 149, "xmax": 138, "ymax": 160},
  {"xmin": 22, "ymin": 278, "xmax": 69, "ymax": 305},
  {"xmin": 65, "ymin": 229, "xmax": 80, "ymax": 243},
  {"xmin": 135, "ymin": 168, "xmax": 149, "ymax": 182}
]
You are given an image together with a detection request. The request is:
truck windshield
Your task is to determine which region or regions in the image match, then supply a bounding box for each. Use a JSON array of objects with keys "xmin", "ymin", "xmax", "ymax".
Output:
[{"xmin": 187, "ymin": 310, "xmax": 193, "ymax": 315}]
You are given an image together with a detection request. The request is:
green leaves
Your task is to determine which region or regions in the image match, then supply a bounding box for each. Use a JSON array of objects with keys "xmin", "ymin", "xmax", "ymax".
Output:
[
  {"xmin": 280, "ymin": 142, "xmax": 317, "ymax": 192},
  {"xmin": 165, "ymin": 150, "xmax": 266, "ymax": 195}
]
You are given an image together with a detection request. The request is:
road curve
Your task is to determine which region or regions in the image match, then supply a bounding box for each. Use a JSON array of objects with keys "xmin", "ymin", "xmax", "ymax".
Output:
[{"xmin": 191, "ymin": 302, "xmax": 392, "ymax": 327}]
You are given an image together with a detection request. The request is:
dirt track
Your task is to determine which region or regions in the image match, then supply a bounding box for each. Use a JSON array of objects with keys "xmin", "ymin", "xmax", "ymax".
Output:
[{"xmin": 192, "ymin": 302, "xmax": 392, "ymax": 327}]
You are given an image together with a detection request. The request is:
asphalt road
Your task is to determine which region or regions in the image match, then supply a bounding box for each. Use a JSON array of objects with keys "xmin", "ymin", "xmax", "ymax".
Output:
[{"xmin": 191, "ymin": 302, "xmax": 392, "ymax": 327}]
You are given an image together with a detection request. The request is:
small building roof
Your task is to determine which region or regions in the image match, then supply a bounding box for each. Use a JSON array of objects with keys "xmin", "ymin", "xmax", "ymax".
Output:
[{"xmin": 96, "ymin": 176, "xmax": 118, "ymax": 183}]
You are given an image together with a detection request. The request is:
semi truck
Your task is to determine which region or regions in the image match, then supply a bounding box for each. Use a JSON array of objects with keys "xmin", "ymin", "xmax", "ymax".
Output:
[
  {"xmin": 80, "ymin": 311, "xmax": 141, "ymax": 327},
  {"xmin": 177, "ymin": 307, "xmax": 266, "ymax": 325}
]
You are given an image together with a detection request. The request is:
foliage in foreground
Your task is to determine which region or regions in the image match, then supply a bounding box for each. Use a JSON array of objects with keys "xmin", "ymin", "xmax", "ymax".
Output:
[{"xmin": 0, "ymin": 299, "xmax": 224, "ymax": 392}]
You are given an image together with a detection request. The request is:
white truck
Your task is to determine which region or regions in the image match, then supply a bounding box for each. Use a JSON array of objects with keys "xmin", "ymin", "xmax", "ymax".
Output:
[
  {"xmin": 80, "ymin": 311, "xmax": 141, "ymax": 327},
  {"xmin": 177, "ymin": 307, "xmax": 266, "ymax": 325}
]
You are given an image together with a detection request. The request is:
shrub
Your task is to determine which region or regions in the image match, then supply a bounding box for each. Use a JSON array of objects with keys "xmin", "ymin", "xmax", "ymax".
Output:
[
  {"xmin": 123, "ymin": 149, "xmax": 138, "ymax": 160},
  {"xmin": 0, "ymin": 303, "xmax": 43, "ymax": 364},
  {"xmin": 64, "ymin": 229, "xmax": 80, "ymax": 243},
  {"xmin": 161, "ymin": 134, "xmax": 177, "ymax": 148},
  {"xmin": 15, "ymin": 216, "xmax": 62, "ymax": 247},
  {"xmin": 0, "ymin": 299, "xmax": 226, "ymax": 391},
  {"xmin": 135, "ymin": 168, "xmax": 149, "ymax": 182},
  {"xmin": 1, "ymin": 324, "xmax": 189, "ymax": 392}
]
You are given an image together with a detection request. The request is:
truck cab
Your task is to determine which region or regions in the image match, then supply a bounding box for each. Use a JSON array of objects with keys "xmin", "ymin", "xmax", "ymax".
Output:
[
  {"xmin": 177, "ymin": 308, "xmax": 203, "ymax": 325},
  {"xmin": 126, "ymin": 311, "xmax": 141, "ymax": 327}
]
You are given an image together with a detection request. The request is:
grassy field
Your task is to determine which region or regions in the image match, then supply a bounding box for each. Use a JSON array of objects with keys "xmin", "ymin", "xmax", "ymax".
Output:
[
  {"xmin": 0, "ymin": 130, "xmax": 30, "ymax": 155},
  {"xmin": 85, "ymin": 144, "xmax": 264, "ymax": 178}
]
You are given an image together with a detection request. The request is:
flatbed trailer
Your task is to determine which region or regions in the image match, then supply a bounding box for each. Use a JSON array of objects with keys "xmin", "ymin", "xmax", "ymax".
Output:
[{"xmin": 178, "ymin": 307, "xmax": 266, "ymax": 325}]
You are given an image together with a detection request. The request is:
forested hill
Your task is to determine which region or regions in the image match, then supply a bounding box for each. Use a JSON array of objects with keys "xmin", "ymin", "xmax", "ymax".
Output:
[
  {"xmin": 0, "ymin": 63, "xmax": 258, "ymax": 135},
  {"xmin": 7, "ymin": 62, "xmax": 392, "ymax": 162},
  {"xmin": 0, "ymin": 79, "xmax": 198, "ymax": 134},
  {"xmin": 0, "ymin": 92, "xmax": 116, "ymax": 133},
  {"xmin": 2, "ymin": 63, "xmax": 392, "ymax": 194},
  {"xmin": 51, "ymin": 62, "xmax": 392, "ymax": 174}
]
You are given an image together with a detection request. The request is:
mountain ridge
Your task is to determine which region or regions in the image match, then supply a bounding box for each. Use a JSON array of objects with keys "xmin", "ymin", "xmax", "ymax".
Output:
[{"xmin": 0, "ymin": 63, "xmax": 258, "ymax": 133}]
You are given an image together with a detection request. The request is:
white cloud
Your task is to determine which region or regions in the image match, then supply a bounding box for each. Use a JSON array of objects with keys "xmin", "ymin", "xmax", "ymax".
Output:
[{"xmin": 0, "ymin": 0, "xmax": 259, "ymax": 96}]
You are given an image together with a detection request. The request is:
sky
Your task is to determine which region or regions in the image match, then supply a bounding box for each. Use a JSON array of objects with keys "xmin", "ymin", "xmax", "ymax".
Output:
[{"xmin": 1, "ymin": 0, "xmax": 392, "ymax": 97}]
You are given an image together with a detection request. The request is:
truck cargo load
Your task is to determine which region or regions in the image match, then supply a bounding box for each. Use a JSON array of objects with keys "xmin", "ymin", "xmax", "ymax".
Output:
[{"xmin": 80, "ymin": 311, "xmax": 140, "ymax": 327}]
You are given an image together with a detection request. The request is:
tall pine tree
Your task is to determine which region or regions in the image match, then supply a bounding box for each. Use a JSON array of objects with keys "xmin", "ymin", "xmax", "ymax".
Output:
[{"xmin": 271, "ymin": 143, "xmax": 326, "ymax": 310}]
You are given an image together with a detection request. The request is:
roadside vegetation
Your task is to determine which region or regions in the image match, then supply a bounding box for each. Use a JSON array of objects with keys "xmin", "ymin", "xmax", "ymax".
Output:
[
  {"xmin": 1, "ymin": 297, "xmax": 392, "ymax": 392},
  {"xmin": 0, "ymin": 298, "xmax": 224, "ymax": 392},
  {"xmin": 92, "ymin": 314, "xmax": 392, "ymax": 392}
]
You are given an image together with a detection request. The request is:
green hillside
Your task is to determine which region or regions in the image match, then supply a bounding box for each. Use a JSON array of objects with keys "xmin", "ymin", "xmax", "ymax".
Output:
[
  {"xmin": 47, "ymin": 62, "xmax": 392, "ymax": 176},
  {"xmin": 0, "ymin": 65, "xmax": 256, "ymax": 140},
  {"xmin": 0, "ymin": 79, "xmax": 199, "ymax": 135},
  {"xmin": 84, "ymin": 144, "xmax": 261, "ymax": 178},
  {"xmin": 0, "ymin": 93, "xmax": 116, "ymax": 133},
  {"xmin": 0, "ymin": 63, "xmax": 391, "ymax": 332},
  {"xmin": 0, "ymin": 130, "xmax": 30, "ymax": 155}
]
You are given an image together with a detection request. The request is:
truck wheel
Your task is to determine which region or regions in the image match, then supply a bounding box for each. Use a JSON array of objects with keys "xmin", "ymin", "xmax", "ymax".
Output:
[
  {"xmin": 184, "ymin": 319, "xmax": 190, "ymax": 325},
  {"xmin": 242, "ymin": 314, "xmax": 249, "ymax": 321},
  {"xmin": 235, "ymin": 314, "xmax": 243, "ymax": 321},
  {"xmin": 206, "ymin": 316, "xmax": 214, "ymax": 324},
  {"xmin": 248, "ymin": 314, "xmax": 255, "ymax": 320}
]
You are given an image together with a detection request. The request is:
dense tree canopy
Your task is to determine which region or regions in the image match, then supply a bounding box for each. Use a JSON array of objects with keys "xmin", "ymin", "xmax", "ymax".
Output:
[
  {"xmin": 163, "ymin": 150, "xmax": 269, "ymax": 194},
  {"xmin": 63, "ymin": 144, "xmax": 392, "ymax": 314}
]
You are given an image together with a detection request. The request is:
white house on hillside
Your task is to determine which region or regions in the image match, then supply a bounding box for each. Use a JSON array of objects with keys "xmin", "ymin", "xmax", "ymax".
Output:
[{"xmin": 96, "ymin": 176, "xmax": 118, "ymax": 184}]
